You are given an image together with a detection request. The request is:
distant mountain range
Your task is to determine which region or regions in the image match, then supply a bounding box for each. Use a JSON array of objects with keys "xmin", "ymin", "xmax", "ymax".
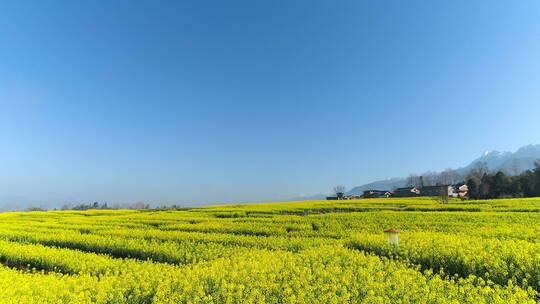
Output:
[{"xmin": 347, "ymin": 144, "xmax": 540, "ymax": 195}]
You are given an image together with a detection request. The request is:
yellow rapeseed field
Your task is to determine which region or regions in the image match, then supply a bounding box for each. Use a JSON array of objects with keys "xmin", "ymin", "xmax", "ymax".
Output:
[{"xmin": 0, "ymin": 197, "xmax": 538, "ymax": 303}]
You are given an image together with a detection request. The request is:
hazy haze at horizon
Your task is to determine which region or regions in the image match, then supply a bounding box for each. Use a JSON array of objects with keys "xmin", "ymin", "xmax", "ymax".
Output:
[{"xmin": 1, "ymin": 1, "xmax": 540, "ymax": 207}]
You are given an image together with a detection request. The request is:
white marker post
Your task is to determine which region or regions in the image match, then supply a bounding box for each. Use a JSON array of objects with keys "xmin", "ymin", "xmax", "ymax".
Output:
[{"xmin": 384, "ymin": 229, "xmax": 400, "ymax": 248}]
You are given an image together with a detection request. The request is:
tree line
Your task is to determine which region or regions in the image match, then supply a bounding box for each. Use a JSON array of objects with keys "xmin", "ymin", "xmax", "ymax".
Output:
[
  {"xmin": 466, "ymin": 161, "xmax": 540, "ymax": 199},
  {"xmin": 406, "ymin": 161, "xmax": 540, "ymax": 200},
  {"xmin": 24, "ymin": 202, "xmax": 153, "ymax": 212},
  {"xmin": 405, "ymin": 168, "xmax": 462, "ymax": 189},
  {"xmin": 60, "ymin": 201, "xmax": 151, "ymax": 211}
]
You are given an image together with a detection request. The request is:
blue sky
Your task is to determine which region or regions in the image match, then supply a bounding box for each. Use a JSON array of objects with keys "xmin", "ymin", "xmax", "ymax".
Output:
[{"xmin": 1, "ymin": 1, "xmax": 540, "ymax": 206}]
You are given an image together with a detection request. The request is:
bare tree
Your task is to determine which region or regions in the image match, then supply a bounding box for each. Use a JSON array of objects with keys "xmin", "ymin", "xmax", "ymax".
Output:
[
  {"xmin": 438, "ymin": 168, "xmax": 460, "ymax": 185},
  {"xmin": 437, "ymin": 186, "xmax": 449, "ymax": 204},
  {"xmin": 421, "ymin": 172, "xmax": 438, "ymax": 187},
  {"xmin": 467, "ymin": 161, "xmax": 489, "ymax": 182},
  {"xmin": 131, "ymin": 202, "xmax": 148, "ymax": 209},
  {"xmin": 509, "ymin": 159, "xmax": 521, "ymax": 176},
  {"xmin": 405, "ymin": 174, "xmax": 422, "ymax": 188},
  {"xmin": 333, "ymin": 185, "xmax": 346, "ymax": 200}
]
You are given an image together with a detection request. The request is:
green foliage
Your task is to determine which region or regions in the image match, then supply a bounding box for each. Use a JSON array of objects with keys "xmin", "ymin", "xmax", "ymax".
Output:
[{"xmin": 466, "ymin": 162, "xmax": 540, "ymax": 199}]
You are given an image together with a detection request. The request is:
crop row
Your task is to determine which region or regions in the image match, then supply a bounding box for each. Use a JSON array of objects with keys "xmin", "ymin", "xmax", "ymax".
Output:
[
  {"xmin": 0, "ymin": 238, "xmax": 182, "ymax": 276},
  {"xmin": 0, "ymin": 246, "xmax": 534, "ymax": 304},
  {"xmin": 153, "ymin": 246, "xmax": 535, "ymax": 304},
  {"xmin": 347, "ymin": 232, "xmax": 540, "ymax": 290},
  {"xmin": 0, "ymin": 227, "xmax": 249, "ymax": 265}
]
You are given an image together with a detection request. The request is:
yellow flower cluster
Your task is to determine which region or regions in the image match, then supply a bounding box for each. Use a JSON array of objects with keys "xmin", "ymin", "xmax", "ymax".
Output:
[{"xmin": 348, "ymin": 231, "xmax": 540, "ymax": 290}]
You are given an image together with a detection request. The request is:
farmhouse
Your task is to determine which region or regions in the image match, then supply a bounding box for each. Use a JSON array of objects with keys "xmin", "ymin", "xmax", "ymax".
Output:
[
  {"xmin": 326, "ymin": 194, "xmax": 363, "ymax": 200},
  {"xmin": 328, "ymin": 184, "xmax": 469, "ymax": 200},
  {"xmin": 458, "ymin": 184, "xmax": 469, "ymax": 197},
  {"xmin": 392, "ymin": 187, "xmax": 421, "ymax": 197},
  {"xmin": 421, "ymin": 185, "xmax": 457, "ymax": 197},
  {"xmin": 393, "ymin": 185, "xmax": 468, "ymax": 198},
  {"xmin": 363, "ymin": 190, "xmax": 392, "ymax": 198}
]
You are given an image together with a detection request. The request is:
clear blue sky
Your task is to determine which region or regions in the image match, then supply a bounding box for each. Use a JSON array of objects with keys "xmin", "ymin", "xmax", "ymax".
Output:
[{"xmin": 1, "ymin": 1, "xmax": 540, "ymax": 206}]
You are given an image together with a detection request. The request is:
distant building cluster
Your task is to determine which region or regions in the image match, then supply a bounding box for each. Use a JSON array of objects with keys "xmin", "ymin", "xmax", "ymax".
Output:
[{"xmin": 327, "ymin": 185, "xmax": 468, "ymax": 200}]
